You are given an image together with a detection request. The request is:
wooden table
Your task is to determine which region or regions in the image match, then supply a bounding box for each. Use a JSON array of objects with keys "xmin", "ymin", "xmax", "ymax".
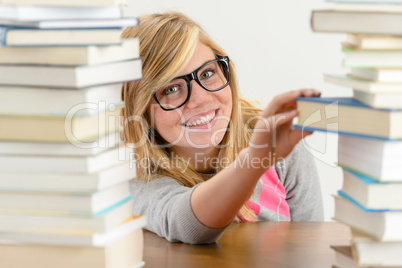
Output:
[{"xmin": 143, "ymin": 222, "xmax": 351, "ymax": 268}]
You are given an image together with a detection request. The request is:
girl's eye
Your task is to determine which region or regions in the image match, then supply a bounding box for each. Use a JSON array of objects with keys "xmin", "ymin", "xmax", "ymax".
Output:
[
  {"xmin": 162, "ymin": 85, "xmax": 179, "ymax": 95},
  {"xmin": 200, "ymin": 69, "xmax": 215, "ymax": 79}
]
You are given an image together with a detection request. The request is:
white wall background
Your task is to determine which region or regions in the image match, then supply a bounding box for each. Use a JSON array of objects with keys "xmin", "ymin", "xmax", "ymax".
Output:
[{"xmin": 126, "ymin": 0, "xmax": 353, "ymax": 221}]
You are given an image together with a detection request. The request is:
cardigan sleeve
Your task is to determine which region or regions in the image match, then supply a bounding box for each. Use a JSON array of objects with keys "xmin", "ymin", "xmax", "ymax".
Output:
[{"xmin": 130, "ymin": 177, "xmax": 230, "ymax": 244}]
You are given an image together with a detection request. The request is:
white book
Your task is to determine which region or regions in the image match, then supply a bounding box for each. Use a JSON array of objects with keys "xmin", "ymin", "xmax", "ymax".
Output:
[
  {"xmin": 353, "ymin": 89, "xmax": 402, "ymax": 109},
  {"xmin": 0, "ymin": 218, "xmax": 145, "ymax": 268},
  {"xmin": 343, "ymin": 48, "xmax": 402, "ymax": 68},
  {"xmin": 324, "ymin": 74, "xmax": 402, "ymax": 93},
  {"xmin": 334, "ymin": 195, "xmax": 402, "ymax": 241},
  {"xmin": 0, "ymin": 215, "xmax": 146, "ymax": 246},
  {"xmin": 352, "ymin": 229, "xmax": 402, "ymax": 266},
  {"xmin": 0, "ymin": 83, "xmax": 123, "ymax": 117},
  {"xmin": 0, "ymin": 146, "xmax": 133, "ymax": 173},
  {"xmin": 344, "ymin": 34, "xmax": 402, "ymax": 50},
  {"xmin": 333, "ymin": 3, "xmax": 402, "ymax": 12},
  {"xmin": 0, "ymin": 182, "xmax": 131, "ymax": 215},
  {"xmin": 0, "ymin": 27, "xmax": 126, "ymax": 46},
  {"xmin": 0, "ymin": 17, "xmax": 138, "ymax": 29},
  {"xmin": 0, "ymin": 197, "xmax": 133, "ymax": 233},
  {"xmin": 0, "ymin": 133, "xmax": 122, "ymax": 156},
  {"xmin": 0, "ymin": 161, "xmax": 135, "ymax": 192},
  {"xmin": 0, "ymin": 0, "xmax": 128, "ymax": 6},
  {"xmin": 0, "ymin": 5, "xmax": 122, "ymax": 21},
  {"xmin": 350, "ymin": 68, "xmax": 402, "ymax": 83},
  {"xmin": 0, "ymin": 58, "xmax": 142, "ymax": 88},
  {"xmin": 338, "ymin": 135, "xmax": 402, "ymax": 182},
  {"xmin": 0, "ymin": 38, "xmax": 139, "ymax": 65},
  {"xmin": 341, "ymin": 168, "xmax": 402, "ymax": 210}
]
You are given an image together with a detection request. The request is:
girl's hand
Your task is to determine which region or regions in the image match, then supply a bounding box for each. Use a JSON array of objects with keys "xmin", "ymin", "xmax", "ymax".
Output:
[{"xmin": 248, "ymin": 89, "xmax": 321, "ymax": 164}]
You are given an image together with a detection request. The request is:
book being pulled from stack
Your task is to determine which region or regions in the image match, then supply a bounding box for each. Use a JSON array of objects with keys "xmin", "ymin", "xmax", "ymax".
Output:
[
  {"xmin": 303, "ymin": 1, "xmax": 402, "ymax": 267},
  {"xmin": 0, "ymin": 0, "xmax": 145, "ymax": 267}
]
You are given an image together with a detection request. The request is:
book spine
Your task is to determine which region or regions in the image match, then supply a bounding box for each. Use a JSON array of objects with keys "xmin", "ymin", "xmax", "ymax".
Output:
[{"xmin": 0, "ymin": 27, "xmax": 8, "ymax": 46}]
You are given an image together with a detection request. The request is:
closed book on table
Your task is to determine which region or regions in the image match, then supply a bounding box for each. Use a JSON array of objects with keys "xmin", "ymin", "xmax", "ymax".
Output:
[
  {"xmin": 351, "ymin": 229, "xmax": 402, "ymax": 267},
  {"xmin": 0, "ymin": 216, "xmax": 146, "ymax": 268},
  {"xmin": 295, "ymin": 97, "xmax": 402, "ymax": 140}
]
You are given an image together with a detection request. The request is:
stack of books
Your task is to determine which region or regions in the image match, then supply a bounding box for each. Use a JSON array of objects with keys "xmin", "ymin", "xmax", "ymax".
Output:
[
  {"xmin": 0, "ymin": 1, "xmax": 146, "ymax": 267},
  {"xmin": 296, "ymin": 1, "xmax": 402, "ymax": 267}
]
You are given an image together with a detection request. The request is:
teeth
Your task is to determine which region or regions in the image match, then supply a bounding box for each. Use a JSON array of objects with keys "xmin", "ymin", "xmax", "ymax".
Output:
[{"xmin": 185, "ymin": 111, "xmax": 216, "ymax": 127}]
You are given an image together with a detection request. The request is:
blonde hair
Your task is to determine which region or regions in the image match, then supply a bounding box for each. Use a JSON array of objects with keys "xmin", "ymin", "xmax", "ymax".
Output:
[{"xmin": 121, "ymin": 12, "xmax": 261, "ymax": 222}]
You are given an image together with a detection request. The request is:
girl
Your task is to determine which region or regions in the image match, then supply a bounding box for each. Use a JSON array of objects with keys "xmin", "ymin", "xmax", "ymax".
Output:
[{"xmin": 121, "ymin": 11, "xmax": 323, "ymax": 244}]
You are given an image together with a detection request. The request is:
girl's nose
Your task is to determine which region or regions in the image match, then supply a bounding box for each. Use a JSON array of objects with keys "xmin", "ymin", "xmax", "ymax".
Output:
[{"xmin": 185, "ymin": 81, "xmax": 212, "ymax": 109}]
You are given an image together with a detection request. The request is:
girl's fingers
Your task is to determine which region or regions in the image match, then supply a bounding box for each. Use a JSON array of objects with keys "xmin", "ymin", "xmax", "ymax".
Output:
[{"xmin": 262, "ymin": 89, "xmax": 320, "ymax": 118}]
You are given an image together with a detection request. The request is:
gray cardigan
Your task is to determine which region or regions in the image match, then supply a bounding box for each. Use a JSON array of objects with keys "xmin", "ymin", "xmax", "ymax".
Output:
[{"xmin": 130, "ymin": 142, "xmax": 324, "ymax": 244}]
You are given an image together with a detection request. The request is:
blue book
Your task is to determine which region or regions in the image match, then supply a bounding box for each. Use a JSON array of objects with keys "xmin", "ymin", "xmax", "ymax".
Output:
[{"xmin": 294, "ymin": 97, "xmax": 402, "ymax": 141}]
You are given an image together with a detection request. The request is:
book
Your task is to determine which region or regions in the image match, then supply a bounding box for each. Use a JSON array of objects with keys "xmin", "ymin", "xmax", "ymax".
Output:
[
  {"xmin": 343, "ymin": 34, "xmax": 402, "ymax": 50},
  {"xmin": 0, "ymin": 27, "xmax": 126, "ymax": 46},
  {"xmin": 0, "ymin": 105, "xmax": 123, "ymax": 142},
  {"xmin": 0, "ymin": 215, "xmax": 146, "ymax": 246},
  {"xmin": 338, "ymin": 135, "xmax": 402, "ymax": 182},
  {"xmin": 0, "ymin": 197, "xmax": 133, "ymax": 233},
  {"xmin": 0, "ymin": 58, "xmax": 142, "ymax": 88},
  {"xmin": 331, "ymin": 245, "xmax": 388, "ymax": 268},
  {"xmin": 0, "ymin": 146, "xmax": 132, "ymax": 173},
  {"xmin": 331, "ymin": 245, "xmax": 360, "ymax": 268},
  {"xmin": 311, "ymin": 10, "xmax": 402, "ymax": 35},
  {"xmin": 349, "ymin": 68, "xmax": 402, "ymax": 83},
  {"xmin": 343, "ymin": 47, "xmax": 402, "ymax": 68},
  {"xmin": 0, "ymin": 5, "xmax": 122, "ymax": 21},
  {"xmin": 0, "ymin": 161, "xmax": 135, "ymax": 192},
  {"xmin": 0, "ymin": 0, "xmax": 128, "ymax": 6},
  {"xmin": 0, "ymin": 182, "xmax": 131, "ymax": 215},
  {"xmin": 0, "ymin": 17, "xmax": 139, "ymax": 29},
  {"xmin": 0, "ymin": 38, "xmax": 139, "ymax": 65},
  {"xmin": 0, "ymin": 83, "xmax": 124, "ymax": 117},
  {"xmin": 341, "ymin": 168, "xmax": 402, "ymax": 209},
  {"xmin": 295, "ymin": 97, "xmax": 402, "ymax": 140},
  {"xmin": 333, "ymin": 2, "xmax": 402, "ymax": 12},
  {"xmin": 324, "ymin": 74, "xmax": 402, "ymax": 94},
  {"xmin": 0, "ymin": 133, "xmax": 122, "ymax": 156},
  {"xmin": 333, "ymin": 194, "xmax": 402, "ymax": 241},
  {"xmin": 351, "ymin": 229, "xmax": 402, "ymax": 266},
  {"xmin": 353, "ymin": 89, "xmax": 402, "ymax": 109},
  {"xmin": 0, "ymin": 217, "xmax": 145, "ymax": 268}
]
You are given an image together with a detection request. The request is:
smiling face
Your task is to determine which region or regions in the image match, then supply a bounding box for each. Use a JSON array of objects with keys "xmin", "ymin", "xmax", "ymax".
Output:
[{"xmin": 147, "ymin": 42, "xmax": 233, "ymax": 158}]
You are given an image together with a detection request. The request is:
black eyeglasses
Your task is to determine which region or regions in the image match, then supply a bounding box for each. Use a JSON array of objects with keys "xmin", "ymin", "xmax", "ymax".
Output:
[{"xmin": 153, "ymin": 56, "xmax": 231, "ymax": 111}]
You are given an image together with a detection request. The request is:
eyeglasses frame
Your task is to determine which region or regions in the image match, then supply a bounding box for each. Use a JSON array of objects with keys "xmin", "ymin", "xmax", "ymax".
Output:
[{"xmin": 153, "ymin": 56, "xmax": 231, "ymax": 111}]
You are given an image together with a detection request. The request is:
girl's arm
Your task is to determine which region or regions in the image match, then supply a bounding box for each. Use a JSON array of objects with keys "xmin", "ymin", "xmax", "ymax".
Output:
[{"xmin": 191, "ymin": 89, "xmax": 320, "ymax": 228}]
